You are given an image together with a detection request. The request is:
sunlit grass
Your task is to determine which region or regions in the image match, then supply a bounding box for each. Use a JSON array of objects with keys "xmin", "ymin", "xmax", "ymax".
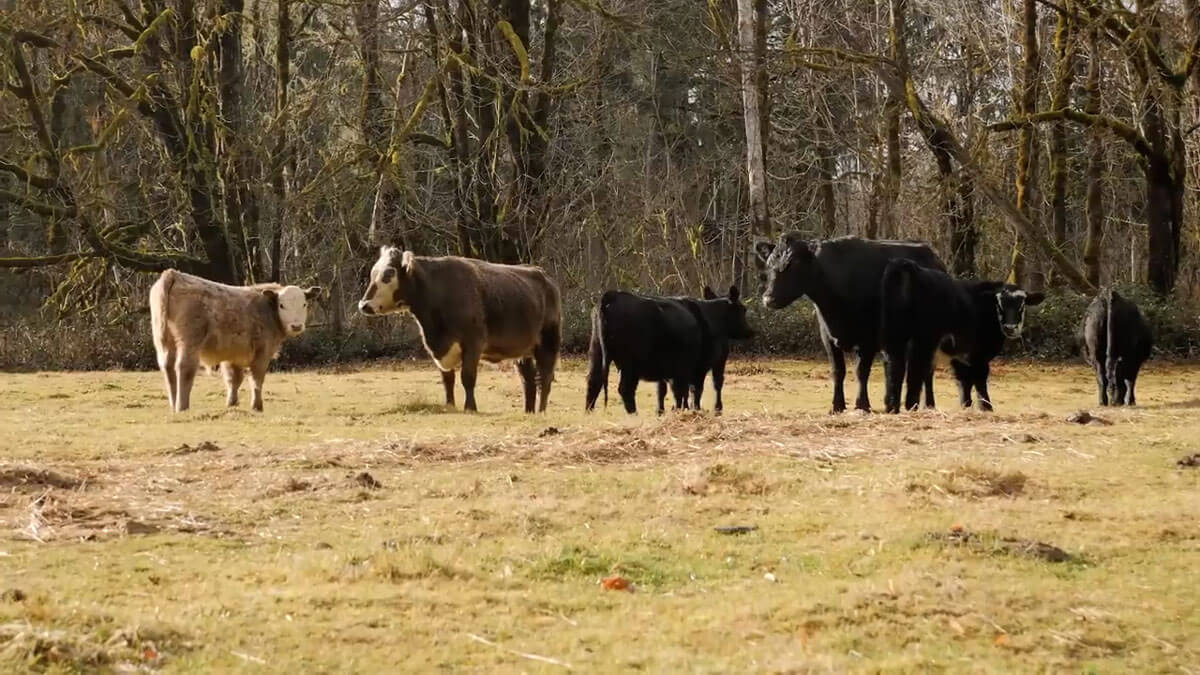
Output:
[{"xmin": 0, "ymin": 358, "xmax": 1197, "ymax": 671}]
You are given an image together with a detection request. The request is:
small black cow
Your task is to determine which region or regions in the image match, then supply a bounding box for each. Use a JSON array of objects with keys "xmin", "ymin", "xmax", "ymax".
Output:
[
  {"xmin": 879, "ymin": 258, "xmax": 1044, "ymax": 413},
  {"xmin": 585, "ymin": 286, "xmax": 754, "ymax": 414},
  {"xmin": 756, "ymin": 234, "xmax": 947, "ymax": 413},
  {"xmin": 1082, "ymin": 289, "xmax": 1152, "ymax": 406}
]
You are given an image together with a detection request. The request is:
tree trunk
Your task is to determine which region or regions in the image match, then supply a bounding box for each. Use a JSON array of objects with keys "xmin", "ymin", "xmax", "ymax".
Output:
[
  {"xmin": 217, "ymin": 0, "xmax": 258, "ymax": 282},
  {"xmin": 355, "ymin": 0, "xmax": 396, "ymax": 246},
  {"xmin": 1081, "ymin": 26, "xmax": 1104, "ymax": 288},
  {"xmin": 1046, "ymin": 9, "xmax": 1074, "ymax": 287},
  {"xmin": 737, "ymin": 0, "xmax": 770, "ymax": 246},
  {"xmin": 1009, "ymin": 0, "xmax": 1042, "ymax": 290},
  {"xmin": 880, "ymin": 100, "xmax": 901, "ymax": 239},
  {"xmin": 270, "ymin": 0, "xmax": 290, "ymax": 282},
  {"xmin": 817, "ymin": 141, "xmax": 837, "ymax": 237}
]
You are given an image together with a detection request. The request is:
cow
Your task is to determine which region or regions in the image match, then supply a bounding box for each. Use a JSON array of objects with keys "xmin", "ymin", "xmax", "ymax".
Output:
[
  {"xmin": 149, "ymin": 269, "xmax": 321, "ymax": 412},
  {"xmin": 878, "ymin": 258, "xmax": 1044, "ymax": 413},
  {"xmin": 1082, "ymin": 289, "xmax": 1152, "ymax": 406},
  {"xmin": 357, "ymin": 247, "xmax": 561, "ymax": 413},
  {"xmin": 585, "ymin": 286, "xmax": 754, "ymax": 414},
  {"xmin": 755, "ymin": 234, "xmax": 947, "ymax": 413}
]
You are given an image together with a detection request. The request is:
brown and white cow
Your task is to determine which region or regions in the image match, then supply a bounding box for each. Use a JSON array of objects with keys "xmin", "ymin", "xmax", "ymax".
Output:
[
  {"xmin": 357, "ymin": 247, "xmax": 561, "ymax": 412},
  {"xmin": 149, "ymin": 269, "xmax": 321, "ymax": 412}
]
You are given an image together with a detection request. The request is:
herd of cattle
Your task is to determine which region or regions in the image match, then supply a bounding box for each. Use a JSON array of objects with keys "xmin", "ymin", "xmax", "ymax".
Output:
[{"xmin": 147, "ymin": 235, "xmax": 1154, "ymax": 416}]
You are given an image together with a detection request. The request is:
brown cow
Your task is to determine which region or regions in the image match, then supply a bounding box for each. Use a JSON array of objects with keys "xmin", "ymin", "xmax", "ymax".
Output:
[
  {"xmin": 149, "ymin": 269, "xmax": 321, "ymax": 412},
  {"xmin": 357, "ymin": 247, "xmax": 561, "ymax": 412}
]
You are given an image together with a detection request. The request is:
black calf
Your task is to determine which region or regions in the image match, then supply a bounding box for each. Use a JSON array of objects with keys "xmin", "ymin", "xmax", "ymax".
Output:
[
  {"xmin": 585, "ymin": 286, "xmax": 753, "ymax": 414},
  {"xmin": 880, "ymin": 259, "xmax": 1044, "ymax": 413},
  {"xmin": 1082, "ymin": 289, "xmax": 1152, "ymax": 406}
]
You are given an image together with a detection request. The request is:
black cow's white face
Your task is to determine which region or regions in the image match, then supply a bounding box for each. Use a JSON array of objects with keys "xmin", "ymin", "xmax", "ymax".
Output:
[
  {"xmin": 995, "ymin": 287, "xmax": 1045, "ymax": 339},
  {"xmin": 358, "ymin": 246, "xmax": 412, "ymax": 316},
  {"xmin": 755, "ymin": 234, "xmax": 812, "ymax": 310}
]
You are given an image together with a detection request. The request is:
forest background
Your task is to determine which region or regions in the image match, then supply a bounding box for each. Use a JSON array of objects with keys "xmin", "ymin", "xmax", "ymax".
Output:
[{"xmin": 3, "ymin": 0, "xmax": 1200, "ymax": 370}]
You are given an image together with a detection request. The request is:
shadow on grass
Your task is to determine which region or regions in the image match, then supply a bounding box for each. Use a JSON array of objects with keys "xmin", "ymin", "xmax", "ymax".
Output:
[{"xmin": 378, "ymin": 401, "xmax": 458, "ymax": 415}]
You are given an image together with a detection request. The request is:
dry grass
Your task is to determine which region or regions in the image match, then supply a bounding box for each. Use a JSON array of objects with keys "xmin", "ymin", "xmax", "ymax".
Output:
[{"xmin": 1, "ymin": 357, "xmax": 1198, "ymax": 672}]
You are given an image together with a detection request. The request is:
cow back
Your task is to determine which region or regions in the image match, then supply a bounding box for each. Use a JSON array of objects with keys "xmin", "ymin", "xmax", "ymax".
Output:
[
  {"xmin": 811, "ymin": 237, "xmax": 947, "ymax": 350},
  {"xmin": 161, "ymin": 271, "xmax": 284, "ymax": 366}
]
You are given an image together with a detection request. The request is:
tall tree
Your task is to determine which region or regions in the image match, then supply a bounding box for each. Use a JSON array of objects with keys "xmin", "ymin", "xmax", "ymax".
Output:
[
  {"xmin": 736, "ymin": 0, "xmax": 770, "ymax": 266},
  {"xmin": 1008, "ymin": 0, "xmax": 1042, "ymax": 289}
]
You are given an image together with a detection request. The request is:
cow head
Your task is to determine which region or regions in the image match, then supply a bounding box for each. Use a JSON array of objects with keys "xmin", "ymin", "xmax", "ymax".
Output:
[
  {"xmin": 755, "ymin": 233, "xmax": 815, "ymax": 309},
  {"xmin": 702, "ymin": 284, "xmax": 755, "ymax": 339},
  {"xmin": 358, "ymin": 246, "xmax": 415, "ymax": 316},
  {"xmin": 995, "ymin": 286, "xmax": 1045, "ymax": 339},
  {"xmin": 262, "ymin": 285, "xmax": 322, "ymax": 337}
]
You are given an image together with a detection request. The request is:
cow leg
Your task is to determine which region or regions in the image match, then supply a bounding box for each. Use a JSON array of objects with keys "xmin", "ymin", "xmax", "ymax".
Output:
[
  {"xmin": 249, "ymin": 358, "xmax": 269, "ymax": 412},
  {"xmin": 854, "ymin": 348, "xmax": 875, "ymax": 412},
  {"xmin": 516, "ymin": 357, "xmax": 537, "ymax": 414},
  {"xmin": 441, "ymin": 370, "xmax": 456, "ymax": 407},
  {"xmin": 690, "ymin": 374, "xmax": 705, "ymax": 411},
  {"xmin": 535, "ymin": 321, "xmax": 556, "ymax": 410},
  {"xmin": 881, "ymin": 347, "xmax": 905, "ymax": 414},
  {"xmin": 903, "ymin": 345, "xmax": 931, "ymax": 412},
  {"xmin": 1106, "ymin": 358, "xmax": 1122, "ymax": 407},
  {"xmin": 1125, "ymin": 363, "xmax": 1142, "ymax": 406},
  {"xmin": 951, "ymin": 359, "xmax": 973, "ymax": 408},
  {"xmin": 711, "ymin": 356, "xmax": 727, "ymax": 414},
  {"xmin": 461, "ymin": 350, "xmax": 481, "ymax": 412},
  {"xmin": 157, "ymin": 348, "xmax": 177, "ymax": 412},
  {"xmin": 655, "ymin": 381, "xmax": 667, "ymax": 415},
  {"xmin": 973, "ymin": 362, "xmax": 993, "ymax": 412},
  {"xmin": 1094, "ymin": 360, "xmax": 1109, "ymax": 406},
  {"xmin": 618, "ymin": 370, "xmax": 639, "ymax": 414},
  {"xmin": 1113, "ymin": 376, "xmax": 1128, "ymax": 407},
  {"xmin": 924, "ymin": 363, "xmax": 936, "ymax": 409},
  {"xmin": 827, "ymin": 344, "xmax": 847, "ymax": 414},
  {"xmin": 221, "ymin": 363, "xmax": 244, "ymax": 407},
  {"xmin": 671, "ymin": 379, "xmax": 689, "ymax": 410},
  {"xmin": 174, "ymin": 351, "xmax": 199, "ymax": 412}
]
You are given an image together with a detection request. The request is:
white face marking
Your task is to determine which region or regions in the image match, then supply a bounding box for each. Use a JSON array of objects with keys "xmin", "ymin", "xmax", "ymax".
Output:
[
  {"xmin": 432, "ymin": 342, "xmax": 462, "ymax": 372},
  {"xmin": 276, "ymin": 285, "xmax": 310, "ymax": 337},
  {"xmin": 361, "ymin": 247, "xmax": 405, "ymax": 315}
]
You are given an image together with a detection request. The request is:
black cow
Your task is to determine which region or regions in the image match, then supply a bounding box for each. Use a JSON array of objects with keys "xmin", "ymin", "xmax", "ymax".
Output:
[
  {"xmin": 755, "ymin": 234, "xmax": 947, "ymax": 413},
  {"xmin": 585, "ymin": 286, "xmax": 754, "ymax": 414},
  {"xmin": 1082, "ymin": 289, "xmax": 1152, "ymax": 406},
  {"xmin": 879, "ymin": 258, "xmax": 1044, "ymax": 413}
]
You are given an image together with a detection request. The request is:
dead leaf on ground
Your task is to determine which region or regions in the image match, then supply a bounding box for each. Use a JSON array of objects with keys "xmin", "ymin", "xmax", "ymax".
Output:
[
  {"xmin": 600, "ymin": 575, "xmax": 630, "ymax": 591},
  {"xmin": 1066, "ymin": 411, "xmax": 1112, "ymax": 426}
]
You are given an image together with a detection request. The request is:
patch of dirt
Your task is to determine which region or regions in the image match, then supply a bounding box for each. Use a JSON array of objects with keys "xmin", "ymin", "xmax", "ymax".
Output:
[
  {"xmin": 353, "ymin": 471, "xmax": 382, "ymax": 489},
  {"xmin": 0, "ymin": 467, "xmax": 85, "ymax": 491},
  {"xmin": 1, "ymin": 589, "xmax": 26, "ymax": 602},
  {"xmin": 1066, "ymin": 410, "xmax": 1113, "ymax": 425},
  {"xmin": 0, "ymin": 620, "xmax": 191, "ymax": 671},
  {"xmin": 682, "ymin": 463, "xmax": 771, "ymax": 497},
  {"xmin": 1176, "ymin": 453, "xmax": 1200, "ymax": 468},
  {"xmin": 166, "ymin": 441, "xmax": 221, "ymax": 456},
  {"xmin": 908, "ymin": 466, "xmax": 1028, "ymax": 498},
  {"xmin": 927, "ymin": 528, "xmax": 1074, "ymax": 563}
]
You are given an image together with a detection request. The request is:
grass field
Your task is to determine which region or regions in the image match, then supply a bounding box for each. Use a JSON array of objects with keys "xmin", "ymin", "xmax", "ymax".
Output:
[{"xmin": 1, "ymin": 357, "xmax": 1198, "ymax": 673}]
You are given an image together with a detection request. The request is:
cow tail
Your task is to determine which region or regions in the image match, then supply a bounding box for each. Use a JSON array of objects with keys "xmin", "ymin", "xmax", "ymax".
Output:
[
  {"xmin": 585, "ymin": 299, "xmax": 610, "ymax": 410},
  {"xmin": 1104, "ymin": 288, "xmax": 1118, "ymax": 383},
  {"xmin": 150, "ymin": 269, "xmax": 175, "ymax": 360}
]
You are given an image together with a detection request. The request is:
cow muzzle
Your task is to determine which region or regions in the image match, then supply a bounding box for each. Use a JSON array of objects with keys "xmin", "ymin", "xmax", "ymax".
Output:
[
  {"xmin": 1001, "ymin": 324, "xmax": 1022, "ymax": 339},
  {"xmin": 358, "ymin": 301, "xmax": 376, "ymax": 316},
  {"xmin": 761, "ymin": 294, "xmax": 781, "ymax": 309}
]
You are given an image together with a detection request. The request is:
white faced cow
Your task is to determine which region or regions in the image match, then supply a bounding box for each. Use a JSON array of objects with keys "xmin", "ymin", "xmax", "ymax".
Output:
[
  {"xmin": 149, "ymin": 269, "xmax": 321, "ymax": 412},
  {"xmin": 358, "ymin": 247, "xmax": 561, "ymax": 412}
]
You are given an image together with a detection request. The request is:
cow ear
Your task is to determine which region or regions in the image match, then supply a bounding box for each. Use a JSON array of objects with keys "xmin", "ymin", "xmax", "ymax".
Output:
[
  {"xmin": 728, "ymin": 285, "xmax": 740, "ymax": 303},
  {"xmin": 304, "ymin": 286, "xmax": 323, "ymax": 302},
  {"xmin": 260, "ymin": 288, "xmax": 278, "ymax": 305},
  {"xmin": 702, "ymin": 285, "xmax": 717, "ymax": 300},
  {"xmin": 753, "ymin": 239, "xmax": 774, "ymax": 265},
  {"xmin": 1025, "ymin": 291, "xmax": 1045, "ymax": 306}
]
